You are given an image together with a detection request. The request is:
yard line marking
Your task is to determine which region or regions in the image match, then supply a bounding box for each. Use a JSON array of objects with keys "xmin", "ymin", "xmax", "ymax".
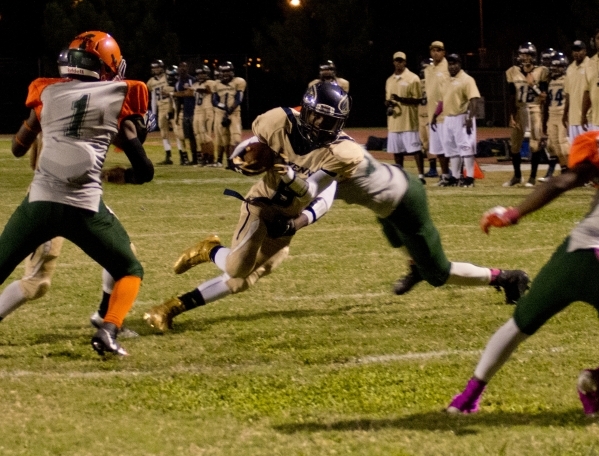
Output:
[{"xmin": 356, "ymin": 350, "xmax": 482, "ymax": 364}]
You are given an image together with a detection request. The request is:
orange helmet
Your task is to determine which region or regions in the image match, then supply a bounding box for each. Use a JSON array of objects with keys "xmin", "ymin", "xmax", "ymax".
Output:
[{"xmin": 58, "ymin": 31, "xmax": 126, "ymax": 81}]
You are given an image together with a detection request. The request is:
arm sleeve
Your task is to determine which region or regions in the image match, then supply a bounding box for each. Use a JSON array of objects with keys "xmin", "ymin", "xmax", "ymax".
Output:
[{"xmin": 302, "ymin": 180, "xmax": 336, "ymax": 224}]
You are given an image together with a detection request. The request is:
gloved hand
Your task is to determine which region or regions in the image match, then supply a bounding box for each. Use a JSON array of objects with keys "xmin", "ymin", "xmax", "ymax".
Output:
[
  {"xmin": 480, "ymin": 206, "xmax": 520, "ymax": 234},
  {"xmin": 266, "ymin": 216, "xmax": 296, "ymax": 238}
]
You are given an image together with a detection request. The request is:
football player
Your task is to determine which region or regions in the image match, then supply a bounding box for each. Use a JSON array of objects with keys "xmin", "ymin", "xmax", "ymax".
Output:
[
  {"xmin": 192, "ymin": 65, "xmax": 216, "ymax": 165},
  {"xmin": 447, "ymin": 131, "xmax": 599, "ymax": 417},
  {"xmin": 540, "ymin": 48, "xmax": 556, "ymax": 69},
  {"xmin": 563, "ymin": 41, "xmax": 589, "ymax": 141},
  {"xmin": 431, "ymin": 53, "xmax": 480, "ymax": 187},
  {"xmin": 308, "ymin": 60, "xmax": 350, "ymax": 93},
  {"xmin": 384, "ymin": 51, "xmax": 425, "ymax": 182},
  {"xmin": 143, "ymin": 82, "xmax": 530, "ymax": 331},
  {"xmin": 504, "ymin": 42, "xmax": 549, "ymax": 187},
  {"xmin": 211, "ymin": 61, "xmax": 247, "ymax": 168},
  {"xmin": 146, "ymin": 59, "xmax": 175, "ymax": 165},
  {"xmin": 419, "ymin": 58, "xmax": 438, "ymax": 178},
  {"xmin": 4, "ymin": 31, "xmax": 153, "ymax": 356},
  {"xmin": 424, "ymin": 41, "xmax": 452, "ymax": 184},
  {"xmin": 582, "ymin": 30, "xmax": 599, "ymax": 133},
  {"xmin": 540, "ymin": 52, "xmax": 569, "ymax": 181},
  {"xmin": 171, "ymin": 62, "xmax": 199, "ymax": 165}
]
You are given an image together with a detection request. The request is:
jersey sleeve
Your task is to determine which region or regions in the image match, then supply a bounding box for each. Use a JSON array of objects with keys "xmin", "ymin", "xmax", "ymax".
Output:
[
  {"xmin": 324, "ymin": 140, "xmax": 364, "ymax": 178},
  {"xmin": 251, "ymin": 108, "xmax": 289, "ymax": 156},
  {"xmin": 568, "ymin": 131, "xmax": 599, "ymax": 169},
  {"xmin": 25, "ymin": 78, "xmax": 66, "ymax": 120},
  {"xmin": 119, "ymin": 80, "xmax": 149, "ymax": 125}
]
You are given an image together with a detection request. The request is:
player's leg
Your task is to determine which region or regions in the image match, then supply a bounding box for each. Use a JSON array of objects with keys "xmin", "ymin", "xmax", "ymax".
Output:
[
  {"xmin": 454, "ymin": 114, "xmax": 476, "ymax": 187},
  {"xmin": 448, "ymin": 239, "xmax": 598, "ymax": 414},
  {"xmin": 184, "ymin": 116, "xmax": 199, "ymax": 165},
  {"xmin": 556, "ymin": 120, "xmax": 570, "ymax": 173},
  {"xmin": 64, "ymin": 202, "xmax": 142, "ymax": 355},
  {"xmin": 420, "ymin": 117, "xmax": 437, "ymax": 178},
  {"xmin": 540, "ymin": 121, "xmax": 559, "ymax": 182},
  {"xmin": 0, "ymin": 237, "xmax": 64, "ymax": 321},
  {"xmin": 439, "ymin": 120, "xmax": 460, "ymax": 187},
  {"xmin": 429, "ymin": 122, "xmax": 451, "ymax": 184},
  {"xmin": 525, "ymin": 110, "xmax": 543, "ymax": 187},
  {"xmin": 404, "ymin": 130, "xmax": 425, "ymax": 183},
  {"xmin": 504, "ymin": 108, "xmax": 525, "ymax": 187},
  {"xmin": 157, "ymin": 109, "xmax": 173, "ymax": 165},
  {"xmin": 212, "ymin": 110, "xmax": 226, "ymax": 167},
  {"xmin": 227, "ymin": 111, "xmax": 243, "ymax": 169}
]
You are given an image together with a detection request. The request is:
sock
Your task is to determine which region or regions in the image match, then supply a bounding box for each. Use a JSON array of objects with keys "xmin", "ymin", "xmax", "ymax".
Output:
[
  {"xmin": 102, "ymin": 269, "xmax": 115, "ymax": 294},
  {"xmin": 162, "ymin": 140, "xmax": 171, "ymax": 151},
  {"xmin": 463, "ymin": 156, "xmax": 475, "ymax": 177},
  {"xmin": 198, "ymin": 274, "xmax": 232, "ymax": 304},
  {"xmin": 530, "ymin": 151, "xmax": 541, "ymax": 180},
  {"xmin": 450, "ymin": 156, "xmax": 462, "ymax": 179},
  {"xmin": 428, "ymin": 159, "xmax": 437, "ymax": 171},
  {"xmin": 445, "ymin": 262, "xmax": 492, "ymax": 286},
  {"xmin": 489, "ymin": 268, "xmax": 501, "ymax": 284},
  {"xmin": 179, "ymin": 288, "xmax": 206, "ymax": 310},
  {"xmin": 211, "ymin": 246, "xmax": 230, "ymax": 272},
  {"xmin": 103, "ymin": 276, "xmax": 141, "ymax": 328},
  {"xmin": 474, "ymin": 318, "xmax": 529, "ymax": 382},
  {"xmin": 512, "ymin": 153, "xmax": 522, "ymax": 179},
  {"xmin": 97, "ymin": 292, "xmax": 111, "ymax": 319},
  {"xmin": 0, "ymin": 281, "xmax": 28, "ymax": 319}
]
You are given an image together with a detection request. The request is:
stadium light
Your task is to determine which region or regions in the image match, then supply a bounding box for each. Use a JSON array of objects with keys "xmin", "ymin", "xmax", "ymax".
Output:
[{"xmin": 289, "ymin": 0, "xmax": 301, "ymax": 7}]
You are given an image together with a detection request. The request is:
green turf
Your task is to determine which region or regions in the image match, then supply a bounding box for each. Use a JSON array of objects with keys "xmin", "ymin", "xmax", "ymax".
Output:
[{"xmin": 0, "ymin": 137, "xmax": 598, "ymax": 455}]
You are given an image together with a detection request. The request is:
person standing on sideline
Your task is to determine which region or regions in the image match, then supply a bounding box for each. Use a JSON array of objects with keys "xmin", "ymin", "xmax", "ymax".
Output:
[
  {"xmin": 146, "ymin": 59, "xmax": 175, "ymax": 165},
  {"xmin": 172, "ymin": 62, "xmax": 199, "ymax": 165},
  {"xmin": 581, "ymin": 30, "xmax": 599, "ymax": 133},
  {"xmin": 563, "ymin": 40, "xmax": 590, "ymax": 142},
  {"xmin": 419, "ymin": 58, "xmax": 438, "ymax": 178},
  {"xmin": 431, "ymin": 53, "xmax": 480, "ymax": 187},
  {"xmin": 385, "ymin": 51, "xmax": 425, "ymax": 183},
  {"xmin": 192, "ymin": 65, "xmax": 216, "ymax": 166}
]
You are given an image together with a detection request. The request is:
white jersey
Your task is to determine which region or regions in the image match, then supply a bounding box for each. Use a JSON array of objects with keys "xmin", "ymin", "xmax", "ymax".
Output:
[
  {"xmin": 26, "ymin": 78, "xmax": 148, "ymax": 212},
  {"xmin": 336, "ymin": 151, "xmax": 408, "ymax": 218}
]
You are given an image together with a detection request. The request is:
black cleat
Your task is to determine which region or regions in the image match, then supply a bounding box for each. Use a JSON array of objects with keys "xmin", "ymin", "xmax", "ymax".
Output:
[
  {"xmin": 91, "ymin": 322, "xmax": 128, "ymax": 356},
  {"xmin": 494, "ymin": 269, "xmax": 530, "ymax": 304},
  {"xmin": 394, "ymin": 263, "xmax": 423, "ymax": 295}
]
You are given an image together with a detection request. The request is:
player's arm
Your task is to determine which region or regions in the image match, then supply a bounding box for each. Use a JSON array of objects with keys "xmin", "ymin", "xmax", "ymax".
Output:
[
  {"xmin": 581, "ymin": 90, "xmax": 591, "ymax": 130},
  {"xmin": 116, "ymin": 118, "xmax": 154, "ymax": 184},
  {"xmin": 266, "ymin": 181, "xmax": 337, "ymax": 238},
  {"xmin": 12, "ymin": 109, "xmax": 41, "ymax": 158},
  {"xmin": 481, "ymin": 160, "xmax": 599, "ymax": 234},
  {"xmin": 430, "ymin": 101, "xmax": 443, "ymax": 131}
]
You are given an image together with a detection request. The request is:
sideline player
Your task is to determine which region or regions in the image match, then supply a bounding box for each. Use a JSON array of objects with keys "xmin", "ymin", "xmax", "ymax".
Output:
[
  {"xmin": 431, "ymin": 53, "xmax": 480, "ymax": 187},
  {"xmin": 211, "ymin": 61, "xmax": 246, "ymax": 168},
  {"xmin": 582, "ymin": 30, "xmax": 599, "ymax": 132},
  {"xmin": 146, "ymin": 59, "xmax": 175, "ymax": 165},
  {"xmin": 503, "ymin": 42, "xmax": 549, "ymax": 187},
  {"xmin": 447, "ymin": 131, "xmax": 599, "ymax": 417},
  {"xmin": 419, "ymin": 58, "xmax": 438, "ymax": 178},
  {"xmin": 540, "ymin": 52, "xmax": 569, "ymax": 181},
  {"xmin": 308, "ymin": 60, "xmax": 350, "ymax": 92},
  {"xmin": 143, "ymin": 82, "xmax": 530, "ymax": 331},
  {"xmin": 385, "ymin": 51, "xmax": 425, "ymax": 182},
  {"xmin": 563, "ymin": 40, "xmax": 590, "ymax": 142},
  {"xmin": 2, "ymin": 31, "xmax": 153, "ymax": 355},
  {"xmin": 192, "ymin": 65, "xmax": 216, "ymax": 165},
  {"xmin": 424, "ymin": 41, "xmax": 452, "ymax": 184}
]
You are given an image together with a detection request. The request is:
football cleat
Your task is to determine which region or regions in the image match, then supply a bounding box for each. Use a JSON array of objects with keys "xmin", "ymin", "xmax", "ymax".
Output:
[
  {"xmin": 537, "ymin": 176, "xmax": 551, "ymax": 183},
  {"xmin": 502, "ymin": 176, "xmax": 523, "ymax": 187},
  {"xmin": 446, "ymin": 377, "xmax": 487, "ymax": 414},
  {"xmin": 143, "ymin": 297, "xmax": 186, "ymax": 332},
  {"xmin": 393, "ymin": 263, "xmax": 423, "ymax": 295},
  {"xmin": 494, "ymin": 269, "xmax": 530, "ymax": 304},
  {"xmin": 90, "ymin": 311, "xmax": 139, "ymax": 338},
  {"xmin": 438, "ymin": 176, "xmax": 459, "ymax": 187},
  {"xmin": 424, "ymin": 169, "xmax": 439, "ymax": 178},
  {"xmin": 91, "ymin": 322, "xmax": 128, "ymax": 356},
  {"xmin": 460, "ymin": 176, "xmax": 475, "ymax": 188},
  {"xmin": 173, "ymin": 235, "xmax": 221, "ymax": 274},
  {"xmin": 577, "ymin": 368, "xmax": 599, "ymax": 417},
  {"xmin": 524, "ymin": 177, "xmax": 535, "ymax": 188}
]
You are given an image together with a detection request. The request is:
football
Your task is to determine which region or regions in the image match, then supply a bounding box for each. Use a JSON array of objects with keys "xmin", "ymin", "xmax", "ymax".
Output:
[{"xmin": 239, "ymin": 141, "xmax": 276, "ymax": 174}]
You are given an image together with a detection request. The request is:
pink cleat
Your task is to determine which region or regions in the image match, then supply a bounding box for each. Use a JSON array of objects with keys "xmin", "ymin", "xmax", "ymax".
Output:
[{"xmin": 446, "ymin": 377, "xmax": 487, "ymax": 414}]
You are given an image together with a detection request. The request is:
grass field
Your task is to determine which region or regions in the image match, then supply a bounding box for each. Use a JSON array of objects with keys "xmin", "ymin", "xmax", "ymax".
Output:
[{"xmin": 1, "ymin": 136, "xmax": 599, "ymax": 455}]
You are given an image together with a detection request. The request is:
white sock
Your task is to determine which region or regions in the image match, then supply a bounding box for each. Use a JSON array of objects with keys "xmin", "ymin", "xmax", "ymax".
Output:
[
  {"xmin": 450, "ymin": 156, "xmax": 462, "ymax": 178},
  {"xmin": 0, "ymin": 281, "xmax": 28, "ymax": 319},
  {"xmin": 213, "ymin": 247, "xmax": 231, "ymax": 272},
  {"xmin": 464, "ymin": 155, "xmax": 475, "ymax": 177},
  {"xmin": 102, "ymin": 269, "xmax": 115, "ymax": 294},
  {"xmin": 474, "ymin": 318, "xmax": 529, "ymax": 382},
  {"xmin": 162, "ymin": 140, "xmax": 171, "ymax": 151},
  {"xmin": 198, "ymin": 274, "xmax": 232, "ymax": 304},
  {"xmin": 445, "ymin": 262, "xmax": 491, "ymax": 286}
]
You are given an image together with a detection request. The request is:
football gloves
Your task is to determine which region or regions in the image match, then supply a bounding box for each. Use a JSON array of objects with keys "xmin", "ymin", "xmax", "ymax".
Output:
[
  {"xmin": 266, "ymin": 216, "xmax": 296, "ymax": 238},
  {"xmin": 480, "ymin": 206, "xmax": 521, "ymax": 234}
]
